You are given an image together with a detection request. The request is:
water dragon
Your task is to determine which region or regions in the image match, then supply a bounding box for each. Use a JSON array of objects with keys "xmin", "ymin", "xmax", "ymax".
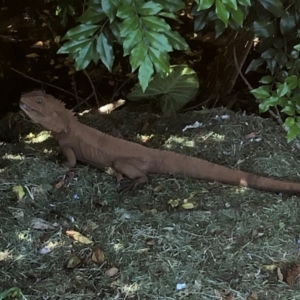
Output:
[{"xmin": 19, "ymin": 90, "xmax": 300, "ymax": 194}]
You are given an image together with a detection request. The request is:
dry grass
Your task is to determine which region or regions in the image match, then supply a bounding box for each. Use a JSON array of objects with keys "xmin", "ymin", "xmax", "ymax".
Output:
[{"xmin": 1, "ymin": 108, "xmax": 300, "ymax": 299}]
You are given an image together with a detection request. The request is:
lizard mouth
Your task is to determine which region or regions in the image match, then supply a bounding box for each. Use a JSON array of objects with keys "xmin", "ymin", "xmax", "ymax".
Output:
[{"xmin": 20, "ymin": 102, "xmax": 40, "ymax": 114}]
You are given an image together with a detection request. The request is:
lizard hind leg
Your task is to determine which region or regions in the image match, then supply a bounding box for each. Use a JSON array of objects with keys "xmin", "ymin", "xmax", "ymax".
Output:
[{"xmin": 112, "ymin": 158, "xmax": 149, "ymax": 190}]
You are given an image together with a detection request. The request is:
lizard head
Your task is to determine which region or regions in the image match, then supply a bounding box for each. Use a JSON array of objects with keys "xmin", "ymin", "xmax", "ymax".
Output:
[{"xmin": 20, "ymin": 91, "xmax": 75, "ymax": 133}]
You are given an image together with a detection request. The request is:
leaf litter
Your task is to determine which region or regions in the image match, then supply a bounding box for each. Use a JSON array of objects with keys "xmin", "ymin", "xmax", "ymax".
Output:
[{"xmin": 1, "ymin": 107, "xmax": 300, "ymax": 298}]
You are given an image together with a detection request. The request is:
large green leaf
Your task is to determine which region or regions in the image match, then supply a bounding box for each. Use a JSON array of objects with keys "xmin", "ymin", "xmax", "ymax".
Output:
[
  {"xmin": 74, "ymin": 39, "xmax": 94, "ymax": 70},
  {"xmin": 163, "ymin": 30, "xmax": 188, "ymax": 50},
  {"xmin": 145, "ymin": 31, "xmax": 172, "ymax": 52},
  {"xmin": 142, "ymin": 16, "xmax": 171, "ymax": 31},
  {"xmin": 215, "ymin": 0, "xmax": 230, "ymax": 26},
  {"xmin": 138, "ymin": 1, "xmax": 163, "ymax": 15},
  {"xmin": 223, "ymin": 0, "xmax": 237, "ymax": 10},
  {"xmin": 62, "ymin": 24, "xmax": 100, "ymax": 41},
  {"xmin": 117, "ymin": 4, "xmax": 135, "ymax": 19},
  {"xmin": 230, "ymin": 7, "xmax": 243, "ymax": 25},
  {"xmin": 123, "ymin": 28, "xmax": 143, "ymax": 56},
  {"xmin": 120, "ymin": 16, "xmax": 139, "ymax": 37},
  {"xmin": 57, "ymin": 38, "xmax": 92, "ymax": 54},
  {"xmin": 196, "ymin": 0, "xmax": 214, "ymax": 10},
  {"xmin": 96, "ymin": 33, "xmax": 114, "ymax": 71},
  {"xmin": 128, "ymin": 65, "xmax": 199, "ymax": 116},
  {"xmin": 77, "ymin": 7, "xmax": 106, "ymax": 24},
  {"xmin": 130, "ymin": 41, "xmax": 148, "ymax": 71},
  {"xmin": 101, "ymin": 0, "xmax": 118, "ymax": 22},
  {"xmin": 154, "ymin": 0, "xmax": 185, "ymax": 12},
  {"xmin": 148, "ymin": 47, "xmax": 170, "ymax": 73},
  {"xmin": 138, "ymin": 55, "xmax": 154, "ymax": 91}
]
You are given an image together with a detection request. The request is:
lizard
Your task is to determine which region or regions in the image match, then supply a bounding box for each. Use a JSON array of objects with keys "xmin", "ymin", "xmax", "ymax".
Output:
[{"xmin": 19, "ymin": 90, "xmax": 300, "ymax": 195}]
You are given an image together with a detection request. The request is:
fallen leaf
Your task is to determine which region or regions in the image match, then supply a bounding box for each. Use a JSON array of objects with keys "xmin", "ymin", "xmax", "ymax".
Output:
[
  {"xmin": 31, "ymin": 218, "xmax": 56, "ymax": 230},
  {"xmin": 214, "ymin": 289, "xmax": 235, "ymax": 300},
  {"xmin": 12, "ymin": 185, "xmax": 25, "ymax": 200},
  {"xmin": 281, "ymin": 262, "xmax": 300, "ymax": 287},
  {"xmin": 247, "ymin": 291, "xmax": 259, "ymax": 300},
  {"xmin": 66, "ymin": 230, "xmax": 93, "ymax": 244},
  {"xmin": 92, "ymin": 247, "xmax": 105, "ymax": 265},
  {"xmin": 26, "ymin": 53, "xmax": 39, "ymax": 58},
  {"xmin": 146, "ymin": 238, "xmax": 155, "ymax": 246},
  {"xmin": 245, "ymin": 132, "xmax": 258, "ymax": 140},
  {"xmin": 67, "ymin": 253, "xmax": 82, "ymax": 269},
  {"xmin": 105, "ymin": 267, "xmax": 118, "ymax": 277},
  {"xmin": 54, "ymin": 179, "xmax": 65, "ymax": 189},
  {"xmin": 182, "ymin": 202, "xmax": 195, "ymax": 210},
  {"xmin": 153, "ymin": 185, "xmax": 163, "ymax": 192},
  {"xmin": 168, "ymin": 199, "xmax": 180, "ymax": 208}
]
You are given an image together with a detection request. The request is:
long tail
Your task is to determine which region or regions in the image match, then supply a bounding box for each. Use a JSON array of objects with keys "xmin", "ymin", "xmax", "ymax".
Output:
[{"xmin": 153, "ymin": 150, "xmax": 300, "ymax": 194}]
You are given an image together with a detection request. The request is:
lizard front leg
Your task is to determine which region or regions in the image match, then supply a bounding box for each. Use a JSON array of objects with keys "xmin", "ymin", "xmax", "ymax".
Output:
[
  {"xmin": 60, "ymin": 146, "xmax": 77, "ymax": 168},
  {"xmin": 112, "ymin": 158, "xmax": 149, "ymax": 190}
]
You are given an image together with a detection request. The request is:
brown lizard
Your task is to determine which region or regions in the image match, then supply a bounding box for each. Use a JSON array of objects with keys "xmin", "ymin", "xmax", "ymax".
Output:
[{"xmin": 20, "ymin": 90, "xmax": 300, "ymax": 194}]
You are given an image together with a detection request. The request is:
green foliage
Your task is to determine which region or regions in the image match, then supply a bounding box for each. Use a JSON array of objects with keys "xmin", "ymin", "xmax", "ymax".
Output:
[
  {"xmin": 251, "ymin": 45, "xmax": 300, "ymax": 142},
  {"xmin": 0, "ymin": 287, "xmax": 22, "ymax": 299},
  {"xmin": 192, "ymin": 0, "xmax": 251, "ymax": 36},
  {"xmin": 128, "ymin": 65, "xmax": 199, "ymax": 116},
  {"xmin": 58, "ymin": 0, "xmax": 188, "ymax": 91}
]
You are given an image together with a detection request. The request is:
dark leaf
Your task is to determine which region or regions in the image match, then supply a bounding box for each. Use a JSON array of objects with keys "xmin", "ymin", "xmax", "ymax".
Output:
[
  {"xmin": 280, "ymin": 13, "xmax": 296, "ymax": 35},
  {"xmin": 77, "ymin": 7, "xmax": 106, "ymax": 24},
  {"xmin": 192, "ymin": 9, "xmax": 210, "ymax": 31},
  {"xmin": 245, "ymin": 58, "xmax": 265, "ymax": 73},
  {"xmin": 259, "ymin": 0, "xmax": 284, "ymax": 17},
  {"xmin": 154, "ymin": 0, "xmax": 185, "ymax": 12},
  {"xmin": 261, "ymin": 48, "xmax": 276, "ymax": 59},
  {"xmin": 251, "ymin": 20, "xmax": 274, "ymax": 38},
  {"xmin": 266, "ymin": 58, "xmax": 277, "ymax": 74}
]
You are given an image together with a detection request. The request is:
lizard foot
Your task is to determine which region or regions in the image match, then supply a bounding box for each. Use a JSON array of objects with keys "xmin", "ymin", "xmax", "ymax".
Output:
[{"xmin": 117, "ymin": 181, "xmax": 139, "ymax": 194}]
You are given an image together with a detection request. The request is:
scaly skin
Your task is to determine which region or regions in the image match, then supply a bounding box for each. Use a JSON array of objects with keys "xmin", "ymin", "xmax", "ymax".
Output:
[{"xmin": 20, "ymin": 90, "xmax": 300, "ymax": 194}]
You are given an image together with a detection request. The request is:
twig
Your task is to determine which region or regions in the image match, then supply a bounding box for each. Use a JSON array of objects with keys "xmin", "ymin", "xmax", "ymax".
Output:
[
  {"xmin": 233, "ymin": 47, "xmax": 283, "ymax": 125},
  {"xmin": 11, "ymin": 67, "xmax": 85, "ymax": 102},
  {"xmin": 233, "ymin": 47, "xmax": 253, "ymax": 90},
  {"xmin": 83, "ymin": 69, "xmax": 100, "ymax": 107}
]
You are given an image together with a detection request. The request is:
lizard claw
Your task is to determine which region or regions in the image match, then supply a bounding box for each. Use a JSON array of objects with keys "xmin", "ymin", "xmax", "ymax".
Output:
[{"xmin": 116, "ymin": 181, "xmax": 138, "ymax": 193}]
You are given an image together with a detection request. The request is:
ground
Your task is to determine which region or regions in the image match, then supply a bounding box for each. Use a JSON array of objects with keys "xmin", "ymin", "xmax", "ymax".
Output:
[{"xmin": 1, "ymin": 107, "xmax": 300, "ymax": 300}]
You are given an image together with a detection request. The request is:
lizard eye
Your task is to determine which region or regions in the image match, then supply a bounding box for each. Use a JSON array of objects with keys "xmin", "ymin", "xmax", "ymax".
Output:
[{"xmin": 36, "ymin": 98, "xmax": 42, "ymax": 104}]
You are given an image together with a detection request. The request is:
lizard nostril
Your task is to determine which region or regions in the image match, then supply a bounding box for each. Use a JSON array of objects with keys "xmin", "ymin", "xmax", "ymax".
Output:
[{"xmin": 36, "ymin": 98, "xmax": 42, "ymax": 104}]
